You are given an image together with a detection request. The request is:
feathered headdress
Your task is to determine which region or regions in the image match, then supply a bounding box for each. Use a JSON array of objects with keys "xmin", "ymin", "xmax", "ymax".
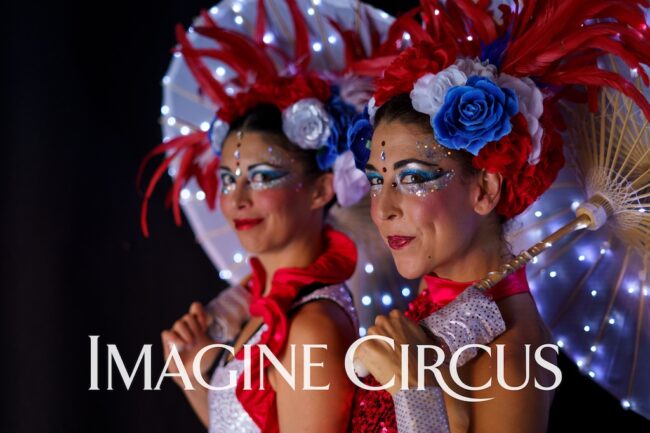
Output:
[
  {"xmin": 138, "ymin": 0, "xmax": 409, "ymax": 237},
  {"xmin": 351, "ymin": 0, "xmax": 650, "ymax": 219}
]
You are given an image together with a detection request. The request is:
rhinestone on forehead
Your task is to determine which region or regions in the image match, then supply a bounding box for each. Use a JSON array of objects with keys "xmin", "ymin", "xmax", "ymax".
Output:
[{"xmin": 235, "ymin": 130, "xmax": 243, "ymax": 177}]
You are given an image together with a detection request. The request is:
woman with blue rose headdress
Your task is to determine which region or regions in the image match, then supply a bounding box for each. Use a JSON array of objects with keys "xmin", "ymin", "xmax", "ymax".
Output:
[{"xmin": 346, "ymin": 0, "xmax": 650, "ymax": 432}]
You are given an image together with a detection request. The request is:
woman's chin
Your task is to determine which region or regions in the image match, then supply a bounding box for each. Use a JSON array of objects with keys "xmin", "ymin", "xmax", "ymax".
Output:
[
  {"xmin": 393, "ymin": 257, "xmax": 426, "ymax": 280},
  {"xmin": 237, "ymin": 236, "xmax": 268, "ymax": 255}
]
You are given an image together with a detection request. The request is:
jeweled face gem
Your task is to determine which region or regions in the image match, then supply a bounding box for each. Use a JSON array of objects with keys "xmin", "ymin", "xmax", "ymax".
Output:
[
  {"xmin": 235, "ymin": 133, "xmax": 243, "ymax": 176},
  {"xmin": 365, "ymin": 139, "xmax": 456, "ymax": 198}
]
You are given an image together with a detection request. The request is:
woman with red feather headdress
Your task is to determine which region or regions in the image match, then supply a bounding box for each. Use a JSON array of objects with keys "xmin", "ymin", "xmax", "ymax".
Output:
[
  {"xmin": 345, "ymin": 0, "xmax": 650, "ymax": 432},
  {"xmin": 138, "ymin": 1, "xmax": 416, "ymax": 432}
]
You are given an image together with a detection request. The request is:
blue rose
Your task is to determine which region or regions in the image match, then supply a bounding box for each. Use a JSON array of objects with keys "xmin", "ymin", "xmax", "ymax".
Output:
[
  {"xmin": 347, "ymin": 109, "xmax": 373, "ymax": 170},
  {"xmin": 433, "ymin": 76, "xmax": 518, "ymax": 155},
  {"xmin": 316, "ymin": 141, "xmax": 339, "ymax": 170},
  {"xmin": 318, "ymin": 90, "xmax": 358, "ymax": 170}
]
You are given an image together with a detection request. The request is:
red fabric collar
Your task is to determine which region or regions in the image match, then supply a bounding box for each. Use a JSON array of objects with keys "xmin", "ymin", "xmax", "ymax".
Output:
[
  {"xmin": 235, "ymin": 226, "xmax": 357, "ymax": 433},
  {"xmin": 406, "ymin": 266, "xmax": 530, "ymax": 322}
]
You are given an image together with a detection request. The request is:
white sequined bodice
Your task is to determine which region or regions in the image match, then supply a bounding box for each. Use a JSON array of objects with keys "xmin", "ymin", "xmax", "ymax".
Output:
[{"xmin": 207, "ymin": 284, "xmax": 357, "ymax": 433}]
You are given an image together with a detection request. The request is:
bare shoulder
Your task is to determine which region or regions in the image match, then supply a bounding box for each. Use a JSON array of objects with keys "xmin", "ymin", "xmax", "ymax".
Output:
[
  {"xmin": 462, "ymin": 294, "xmax": 558, "ymax": 433},
  {"xmin": 287, "ymin": 299, "xmax": 356, "ymax": 345},
  {"xmin": 496, "ymin": 293, "xmax": 553, "ymax": 347}
]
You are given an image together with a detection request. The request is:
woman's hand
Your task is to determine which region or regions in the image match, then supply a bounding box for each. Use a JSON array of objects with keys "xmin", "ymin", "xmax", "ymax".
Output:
[
  {"xmin": 160, "ymin": 302, "xmax": 218, "ymax": 388},
  {"xmin": 357, "ymin": 309, "xmax": 440, "ymax": 395}
]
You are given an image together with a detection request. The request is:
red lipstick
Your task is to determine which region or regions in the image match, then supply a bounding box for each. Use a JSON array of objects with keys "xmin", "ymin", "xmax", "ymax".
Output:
[
  {"xmin": 234, "ymin": 218, "xmax": 264, "ymax": 230},
  {"xmin": 387, "ymin": 235, "xmax": 415, "ymax": 250}
]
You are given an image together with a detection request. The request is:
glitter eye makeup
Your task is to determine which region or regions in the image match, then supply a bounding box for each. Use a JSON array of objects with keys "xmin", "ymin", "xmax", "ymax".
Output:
[
  {"xmin": 365, "ymin": 171, "xmax": 384, "ymax": 197},
  {"xmin": 219, "ymin": 163, "xmax": 293, "ymax": 195},
  {"xmin": 248, "ymin": 164, "xmax": 292, "ymax": 190},
  {"xmin": 219, "ymin": 168, "xmax": 237, "ymax": 195},
  {"xmin": 396, "ymin": 163, "xmax": 455, "ymax": 197},
  {"xmin": 365, "ymin": 158, "xmax": 455, "ymax": 199}
]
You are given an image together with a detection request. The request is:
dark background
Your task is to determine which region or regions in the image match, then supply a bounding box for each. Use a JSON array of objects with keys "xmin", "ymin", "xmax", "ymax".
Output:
[{"xmin": 2, "ymin": 0, "xmax": 649, "ymax": 432}]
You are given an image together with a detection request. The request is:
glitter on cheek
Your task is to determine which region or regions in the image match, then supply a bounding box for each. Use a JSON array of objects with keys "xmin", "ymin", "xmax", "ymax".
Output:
[
  {"xmin": 221, "ymin": 182, "xmax": 237, "ymax": 195},
  {"xmin": 369, "ymin": 184, "xmax": 382, "ymax": 198}
]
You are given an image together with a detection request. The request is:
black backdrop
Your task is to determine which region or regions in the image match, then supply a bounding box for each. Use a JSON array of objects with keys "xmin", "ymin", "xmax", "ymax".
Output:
[{"xmin": 2, "ymin": 1, "xmax": 649, "ymax": 432}]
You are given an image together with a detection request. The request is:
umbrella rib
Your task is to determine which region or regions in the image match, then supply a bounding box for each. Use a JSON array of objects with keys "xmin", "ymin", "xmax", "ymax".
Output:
[
  {"xmin": 549, "ymin": 247, "xmax": 608, "ymax": 330},
  {"xmin": 195, "ymin": 223, "xmax": 233, "ymax": 243},
  {"xmin": 626, "ymin": 256, "xmax": 649, "ymax": 401},
  {"xmin": 617, "ymin": 119, "xmax": 649, "ymax": 183},
  {"xmin": 159, "ymin": 116, "xmax": 200, "ymax": 133},
  {"xmin": 167, "ymin": 82, "xmax": 215, "ymax": 110},
  {"xmin": 508, "ymin": 208, "xmax": 572, "ymax": 240},
  {"xmin": 598, "ymin": 90, "xmax": 607, "ymax": 170},
  {"xmin": 311, "ymin": 0, "xmax": 336, "ymax": 66},
  {"xmin": 531, "ymin": 230, "xmax": 589, "ymax": 279},
  {"xmin": 585, "ymin": 246, "xmax": 631, "ymax": 369},
  {"xmin": 267, "ymin": 0, "xmax": 294, "ymax": 48},
  {"xmin": 548, "ymin": 181, "xmax": 580, "ymax": 190},
  {"xmin": 606, "ymin": 92, "xmax": 633, "ymax": 176}
]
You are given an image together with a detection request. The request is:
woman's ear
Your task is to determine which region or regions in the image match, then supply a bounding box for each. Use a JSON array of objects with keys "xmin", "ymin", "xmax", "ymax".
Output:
[
  {"xmin": 310, "ymin": 172, "xmax": 335, "ymax": 210},
  {"xmin": 473, "ymin": 169, "xmax": 503, "ymax": 216}
]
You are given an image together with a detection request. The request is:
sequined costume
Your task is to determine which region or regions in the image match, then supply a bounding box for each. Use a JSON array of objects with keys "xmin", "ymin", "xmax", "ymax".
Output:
[
  {"xmin": 350, "ymin": 267, "xmax": 531, "ymax": 433},
  {"xmin": 208, "ymin": 283, "xmax": 358, "ymax": 433}
]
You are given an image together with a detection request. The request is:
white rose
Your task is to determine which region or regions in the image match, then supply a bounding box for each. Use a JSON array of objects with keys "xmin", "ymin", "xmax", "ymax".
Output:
[
  {"xmin": 282, "ymin": 98, "xmax": 331, "ymax": 149},
  {"xmin": 454, "ymin": 58, "xmax": 498, "ymax": 80},
  {"xmin": 367, "ymin": 97, "xmax": 378, "ymax": 124},
  {"xmin": 208, "ymin": 117, "xmax": 229, "ymax": 156},
  {"xmin": 410, "ymin": 66, "xmax": 467, "ymax": 117}
]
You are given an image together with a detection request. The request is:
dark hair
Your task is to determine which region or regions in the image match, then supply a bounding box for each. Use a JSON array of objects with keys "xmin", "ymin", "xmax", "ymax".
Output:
[{"xmin": 228, "ymin": 104, "xmax": 336, "ymax": 212}]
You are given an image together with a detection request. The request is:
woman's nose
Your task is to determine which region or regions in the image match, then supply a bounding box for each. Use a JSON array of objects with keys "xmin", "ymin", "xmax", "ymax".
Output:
[
  {"xmin": 374, "ymin": 184, "xmax": 402, "ymax": 221},
  {"xmin": 228, "ymin": 179, "xmax": 253, "ymax": 210}
]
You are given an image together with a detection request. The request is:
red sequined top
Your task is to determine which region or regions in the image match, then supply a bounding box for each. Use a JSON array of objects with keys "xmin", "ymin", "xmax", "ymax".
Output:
[{"xmin": 349, "ymin": 267, "xmax": 531, "ymax": 433}]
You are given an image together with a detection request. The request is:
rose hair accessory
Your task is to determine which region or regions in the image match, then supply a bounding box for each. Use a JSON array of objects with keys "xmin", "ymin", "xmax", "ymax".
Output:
[
  {"xmin": 140, "ymin": 1, "xmax": 436, "ymax": 344},
  {"xmin": 137, "ymin": 0, "xmax": 417, "ymax": 238},
  {"xmin": 349, "ymin": 0, "xmax": 650, "ymax": 423},
  {"xmin": 351, "ymin": 0, "xmax": 650, "ymax": 220}
]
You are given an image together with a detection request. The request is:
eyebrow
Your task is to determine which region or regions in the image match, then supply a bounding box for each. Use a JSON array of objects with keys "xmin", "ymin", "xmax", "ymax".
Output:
[
  {"xmin": 219, "ymin": 162, "xmax": 283, "ymax": 173},
  {"xmin": 394, "ymin": 159, "xmax": 439, "ymax": 170},
  {"xmin": 248, "ymin": 163, "xmax": 283, "ymax": 171},
  {"xmin": 365, "ymin": 163, "xmax": 380, "ymax": 172}
]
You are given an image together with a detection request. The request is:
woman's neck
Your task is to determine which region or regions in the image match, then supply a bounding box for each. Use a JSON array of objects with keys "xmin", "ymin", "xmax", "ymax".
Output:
[
  {"xmin": 256, "ymin": 223, "xmax": 325, "ymax": 296},
  {"xmin": 430, "ymin": 220, "xmax": 508, "ymax": 282}
]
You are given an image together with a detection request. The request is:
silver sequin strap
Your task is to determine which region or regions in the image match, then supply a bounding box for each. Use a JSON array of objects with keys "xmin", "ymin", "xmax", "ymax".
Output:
[
  {"xmin": 419, "ymin": 286, "xmax": 506, "ymax": 367},
  {"xmin": 205, "ymin": 285, "xmax": 252, "ymax": 342},
  {"xmin": 393, "ymin": 387, "xmax": 450, "ymax": 433},
  {"xmin": 290, "ymin": 284, "xmax": 359, "ymax": 330}
]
